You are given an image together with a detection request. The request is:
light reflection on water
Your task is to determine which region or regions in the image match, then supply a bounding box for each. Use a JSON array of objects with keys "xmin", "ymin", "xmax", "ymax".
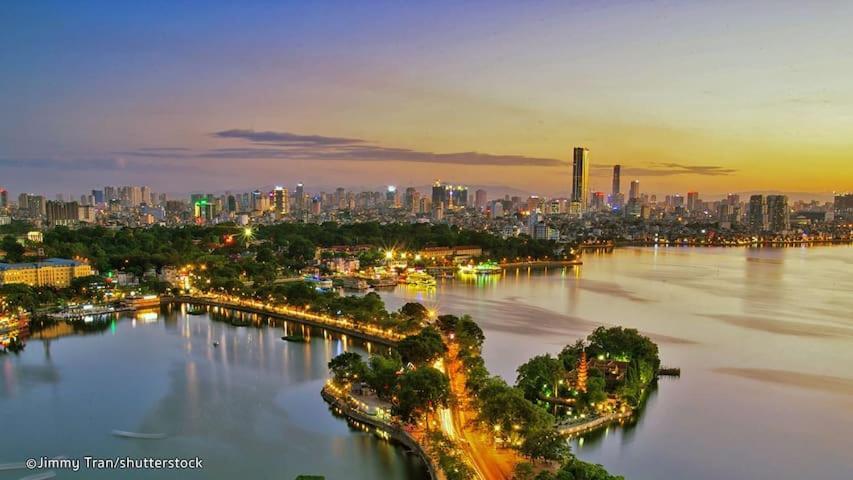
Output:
[
  {"xmin": 380, "ymin": 246, "xmax": 853, "ymax": 480},
  {"xmin": 0, "ymin": 308, "xmax": 425, "ymax": 480}
]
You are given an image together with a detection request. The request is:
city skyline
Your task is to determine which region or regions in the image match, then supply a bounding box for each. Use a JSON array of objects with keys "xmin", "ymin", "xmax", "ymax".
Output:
[{"xmin": 2, "ymin": 1, "xmax": 852, "ymax": 196}]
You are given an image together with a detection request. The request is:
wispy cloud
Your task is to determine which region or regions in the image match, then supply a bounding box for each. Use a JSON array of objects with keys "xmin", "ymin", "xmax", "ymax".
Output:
[
  {"xmin": 196, "ymin": 129, "xmax": 564, "ymax": 166},
  {"xmin": 593, "ymin": 162, "xmax": 736, "ymax": 177}
]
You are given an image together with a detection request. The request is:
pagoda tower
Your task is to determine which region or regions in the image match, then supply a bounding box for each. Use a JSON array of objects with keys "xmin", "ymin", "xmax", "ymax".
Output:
[{"xmin": 577, "ymin": 350, "xmax": 588, "ymax": 393}]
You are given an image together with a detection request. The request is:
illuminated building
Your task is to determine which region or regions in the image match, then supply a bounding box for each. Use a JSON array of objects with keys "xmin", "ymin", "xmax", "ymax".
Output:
[
  {"xmin": 475, "ymin": 189, "xmax": 487, "ymax": 210},
  {"xmin": 0, "ymin": 304, "xmax": 29, "ymax": 347},
  {"xmin": 273, "ymin": 186, "xmax": 289, "ymax": 214},
  {"xmin": 386, "ymin": 185, "xmax": 399, "ymax": 207},
  {"xmin": 576, "ymin": 351, "xmax": 588, "ymax": 393},
  {"xmin": 295, "ymin": 183, "xmax": 305, "ymax": 213},
  {"xmin": 590, "ymin": 191, "xmax": 606, "ymax": 211},
  {"xmin": 611, "ymin": 165, "xmax": 621, "ymax": 198},
  {"xmin": 571, "ymin": 147, "xmax": 590, "ymax": 213},
  {"xmin": 766, "ymin": 195, "xmax": 790, "ymax": 233},
  {"xmin": 834, "ymin": 193, "xmax": 853, "ymax": 220},
  {"xmin": 0, "ymin": 258, "xmax": 94, "ymax": 287},
  {"xmin": 431, "ymin": 180, "xmax": 448, "ymax": 208},
  {"xmin": 748, "ymin": 195, "xmax": 767, "ymax": 232},
  {"xmin": 687, "ymin": 191, "xmax": 700, "ymax": 212},
  {"xmin": 629, "ymin": 180, "xmax": 640, "ymax": 200}
]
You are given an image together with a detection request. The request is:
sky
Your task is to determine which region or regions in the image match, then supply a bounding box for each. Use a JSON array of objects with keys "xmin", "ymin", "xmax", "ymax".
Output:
[{"xmin": 1, "ymin": 0, "xmax": 852, "ymax": 199}]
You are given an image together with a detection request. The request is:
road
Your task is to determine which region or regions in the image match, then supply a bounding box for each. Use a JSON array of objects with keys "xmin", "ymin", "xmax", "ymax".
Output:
[{"xmin": 439, "ymin": 344, "xmax": 517, "ymax": 480}]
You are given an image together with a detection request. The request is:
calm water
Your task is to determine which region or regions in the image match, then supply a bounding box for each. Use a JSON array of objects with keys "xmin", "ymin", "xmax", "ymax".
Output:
[
  {"xmin": 380, "ymin": 246, "xmax": 853, "ymax": 480},
  {"xmin": 0, "ymin": 307, "xmax": 428, "ymax": 480}
]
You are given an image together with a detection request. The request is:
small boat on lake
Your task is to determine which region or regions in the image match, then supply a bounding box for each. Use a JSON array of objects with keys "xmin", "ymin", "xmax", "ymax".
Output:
[
  {"xmin": 281, "ymin": 334, "xmax": 308, "ymax": 343},
  {"xmin": 111, "ymin": 430, "xmax": 167, "ymax": 439}
]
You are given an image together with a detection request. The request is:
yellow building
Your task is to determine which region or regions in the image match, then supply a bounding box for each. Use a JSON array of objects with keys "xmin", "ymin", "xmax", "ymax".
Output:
[{"xmin": 0, "ymin": 258, "xmax": 94, "ymax": 287}]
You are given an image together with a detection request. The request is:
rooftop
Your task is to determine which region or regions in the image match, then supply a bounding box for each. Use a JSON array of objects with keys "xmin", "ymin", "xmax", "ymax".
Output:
[{"xmin": 0, "ymin": 258, "xmax": 86, "ymax": 271}]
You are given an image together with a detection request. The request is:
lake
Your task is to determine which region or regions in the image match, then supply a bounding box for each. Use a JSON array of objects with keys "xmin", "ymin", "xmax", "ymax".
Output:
[
  {"xmin": 379, "ymin": 246, "xmax": 853, "ymax": 480},
  {"xmin": 3, "ymin": 245, "xmax": 851, "ymax": 480},
  {"xmin": 0, "ymin": 306, "xmax": 428, "ymax": 480}
]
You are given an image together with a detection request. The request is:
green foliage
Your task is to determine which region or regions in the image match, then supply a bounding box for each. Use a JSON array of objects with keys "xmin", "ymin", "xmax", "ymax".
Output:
[
  {"xmin": 519, "ymin": 427, "xmax": 571, "ymax": 463},
  {"xmin": 1, "ymin": 235, "xmax": 25, "ymax": 263},
  {"xmin": 328, "ymin": 352, "xmax": 367, "ymax": 384},
  {"xmin": 516, "ymin": 354, "xmax": 566, "ymax": 402},
  {"xmin": 534, "ymin": 458, "xmax": 626, "ymax": 480},
  {"xmin": 397, "ymin": 327, "xmax": 447, "ymax": 366},
  {"xmin": 427, "ymin": 431, "xmax": 475, "ymax": 480},
  {"xmin": 399, "ymin": 302, "xmax": 429, "ymax": 323},
  {"xmin": 393, "ymin": 366, "xmax": 450, "ymax": 422},
  {"xmin": 477, "ymin": 377, "xmax": 553, "ymax": 436},
  {"xmin": 585, "ymin": 326, "xmax": 660, "ymax": 371},
  {"xmin": 365, "ymin": 354, "xmax": 403, "ymax": 400}
]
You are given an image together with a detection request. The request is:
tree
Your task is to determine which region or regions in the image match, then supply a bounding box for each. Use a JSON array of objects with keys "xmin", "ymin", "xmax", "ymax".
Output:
[
  {"xmin": 520, "ymin": 428, "xmax": 571, "ymax": 464},
  {"xmin": 455, "ymin": 315, "xmax": 485, "ymax": 352},
  {"xmin": 399, "ymin": 302, "xmax": 430, "ymax": 323},
  {"xmin": 1, "ymin": 236, "xmax": 25, "ymax": 263},
  {"xmin": 328, "ymin": 352, "xmax": 367, "ymax": 384},
  {"xmin": 435, "ymin": 314, "xmax": 459, "ymax": 333},
  {"xmin": 516, "ymin": 354, "xmax": 566, "ymax": 403},
  {"xmin": 397, "ymin": 327, "xmax": 446, "ymax": 366},
  {"xmin": 514, "ymin": 462, "xmax": 536, "ymax": 480},
  {"xmin": 393, "ymin": 366, "xmax": 450, "ymax": 422},
  {"xmin": 365, "ymin": 354, "xmax": 402, "ymax": 400}
]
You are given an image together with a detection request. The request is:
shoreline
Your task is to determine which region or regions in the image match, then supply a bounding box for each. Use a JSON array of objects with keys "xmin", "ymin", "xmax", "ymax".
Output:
[{"xmin": 320, "ymin": 386, "xmax": 438, "ymax": 480}]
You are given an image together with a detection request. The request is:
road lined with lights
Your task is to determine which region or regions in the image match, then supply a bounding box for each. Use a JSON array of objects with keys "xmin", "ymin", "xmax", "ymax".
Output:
[{"xmin": 164, "ymin": 294, "xmax": 405, "ymax": 346}]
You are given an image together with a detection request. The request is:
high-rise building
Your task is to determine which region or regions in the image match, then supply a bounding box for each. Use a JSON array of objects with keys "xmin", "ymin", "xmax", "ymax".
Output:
[
  {"xmin": 431, "ymin": 181, "xmax": 448, "ymax": 209},
  {"xmin": 386, "ymin": 186, "xmax": 399, "ymax": 207},
  {"xmin": 475, "ymin": 189, "xmax": 487, "ymax": 210},
  {"xmin": 629, "ymin": 180, "xmax": 640, "ymax": 200},
  {"xmin": 834, "ymin": 193, "xmax": 853, "ymax": 220},
  {"xmin": 273, "ymin": 186, "xmax": 289, "ymax": 214},
  {"xmin": 590, "ymin": 192, "xmax": 606, "ymax": 211},
  {"xmin": 687, "ymin": 191, "xmax": 700, "ymax": 212},
  {"xmin": 46, "ymin": 200, "xmax": 80, "ymax": 226},
  {"xmin": 295, "ymin": 183, "xmax": 305, "ymax": 212},
  {"xmin": 748, "ymin": 195, "xmax": 767, "ymax": 232},
  {"xmin": 452, "ymin": 186, "xmax": 468, "ymax": 208},
  {"xmin": 0, "ymin": 188, "xmax": 7, "ymax": 209},
  {"xmin": 766, "ymin": 195, "xmax": 790, "ymax": 233},
  {"xmin": 571, "ymin": 147, "xmax": 590, "ymax": 213},
  {"xmin": 611, "ymin": 165, "xmax": 621, "ymax": 197}
]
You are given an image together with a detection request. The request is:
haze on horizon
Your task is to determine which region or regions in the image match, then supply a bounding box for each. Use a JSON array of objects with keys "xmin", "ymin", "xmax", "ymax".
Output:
[{"xmin": 1, "ymin": 0, "xmax": 851, "ymax": 198}]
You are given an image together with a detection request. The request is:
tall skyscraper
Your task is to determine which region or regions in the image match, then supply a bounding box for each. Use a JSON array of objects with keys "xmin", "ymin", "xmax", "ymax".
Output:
[
  {"xmin": 295, "ymin": 183, "xmax": 305, "ymax": 212},
  {"xmin": 431, "ymin": 181, "xmax": 448, "ymax": 209},
  {"xmin": 748, "ymin": 195, "xmax": 767, "ymax": 232},
  {"xmin": 611, "ymin": 165, "xmax": 621, "ymax": 197},
  {"xmin": 629, "ymin": 180, "xmax": 640, "ymax": 200},
  {"xmin": 687, "ymin": 191, "xmax": 700, "ymax": 212},
  {"xmin": 273, "ymin": 186, "xmax": 289, "ymax": 214},
  {"xmin": 474, "ymin": 189, "xmax": 487, "ymax": 210},
  {"xmin": 834, "ymin": 193, "xmax": 853, "ymax": 220},
  {"xmin": 571, "ymin": 147, "xmax": 590, "ymax": 213},
  {"xmin": 0, "ymin": 187, "xmax": 7, "ymax": 209},
  {"xmin": 766, "ymin": 195, "xmax": 790, "ymax": 233}
]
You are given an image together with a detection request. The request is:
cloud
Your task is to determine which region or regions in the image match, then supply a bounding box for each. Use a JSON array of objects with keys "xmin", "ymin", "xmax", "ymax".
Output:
[
  {"xmin": 592, "ymin": 162, "xmax": 736, "ymax": 177},
  {"xmin": 119, "ymin": 128, "xmax": 567, "ymax": 167},
  {"xmin": 212, "ymin": 129, "xmax": 365, "ymax": 146},
  {"xmin": 0, "ymin": 157, "xmax": 131, "ymax": 170}
]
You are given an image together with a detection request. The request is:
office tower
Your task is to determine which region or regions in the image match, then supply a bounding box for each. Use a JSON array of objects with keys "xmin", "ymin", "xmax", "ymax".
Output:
[
  {"xmin": 432, "ymin": 181, "xmax": 448, "ymax": 209},
  {"xmin": 591, "ymin": 192, "xmax": 606, "ymax": 211},
  {"xmin": 0, "ymin": 188, "xmax": 7, "ymax": 209},
  {"xmin": 748, "ymin": 195, "xmax": 767, "ymax": 232},
  {"xmin": 227, "ymin": 195, "xmax": 237, "ymax": 213},
  {"xmin": 612, "ymin": 165, "xmax": 621, "ymax": 196},
  {"xmin": 295, "ymin": 183, "xmax": 305, "ymax": 212},
  {"xmin": 766, "ymin": 195, "xmax": 790, "ymax": 233},
  {"xmin": 571, "ymin": 147, "xmax": 590, "ymax": 213},
  {"xmin": 91, "ymin": 190, "xmax": 104, "ymax": 204},
  {"xmin": 141, "ymin": 186, "xmax": 151, "ymax": 205},
  {"xmin": 475, "ymin": 189, "xmax": 487, "ymax": 210},
  {"xmin": 452, "ymin": 186, "xmax": 468, "ymax": 208},
  {"xmin": 273, "ymin": 186, "xmax": 289, "ymax": 214},
  {"xmin": 687, "ymin": 192, "xmax": 700, "ymax": 212},
  {"xmin": 833, "ymin": 193, "xmax": 853, "ymax": 220},
  {"xmin": 404, "ymin": 187, "xmax": 417, "ymax": 210},
  {"xmin": 727, "ymin": 193, "xmax": 740, "ymax": 206},
  {"xmin": 386, "ymin": 186, "xmax": 399, "ymax": 207},
  {"xmin": 629, "ymin": 180, "xmax": 640, "ymax": 200}
]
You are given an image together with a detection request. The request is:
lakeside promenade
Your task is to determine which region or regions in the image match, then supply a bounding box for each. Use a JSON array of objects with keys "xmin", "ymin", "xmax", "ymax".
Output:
[{"xmin": 162, "ymin": 295, "xmax": 402, "ymax": 347}]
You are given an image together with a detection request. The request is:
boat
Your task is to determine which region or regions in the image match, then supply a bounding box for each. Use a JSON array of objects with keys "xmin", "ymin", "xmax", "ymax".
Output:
[
  {"xmin": 367, "ymin": 277, "xmax": 398, "ymax": 288},
  {"xmin": 186, "ymin": 306, "xmax": 206, "ymax": 315},
  {"xmin": 111, "ymin": 430, "xmax": 167, "ymax": 440},
  {"xmin": 459, "ymin": 261, "xmax": 502, "ymax": 275},
  {"xmin": 402, "ymin": 271, "xmax": 437, "ymax": 288},
  {"xmin": 124, "ymin": 295, "xmax": 161, "ymax": 309},
  {"xmin": 281, "ymin": 334, "xmax": 308, "ymax": 343},
  {"xmin": 341, "ymin": 277, "xmax": 369, "ymax": 290}
]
